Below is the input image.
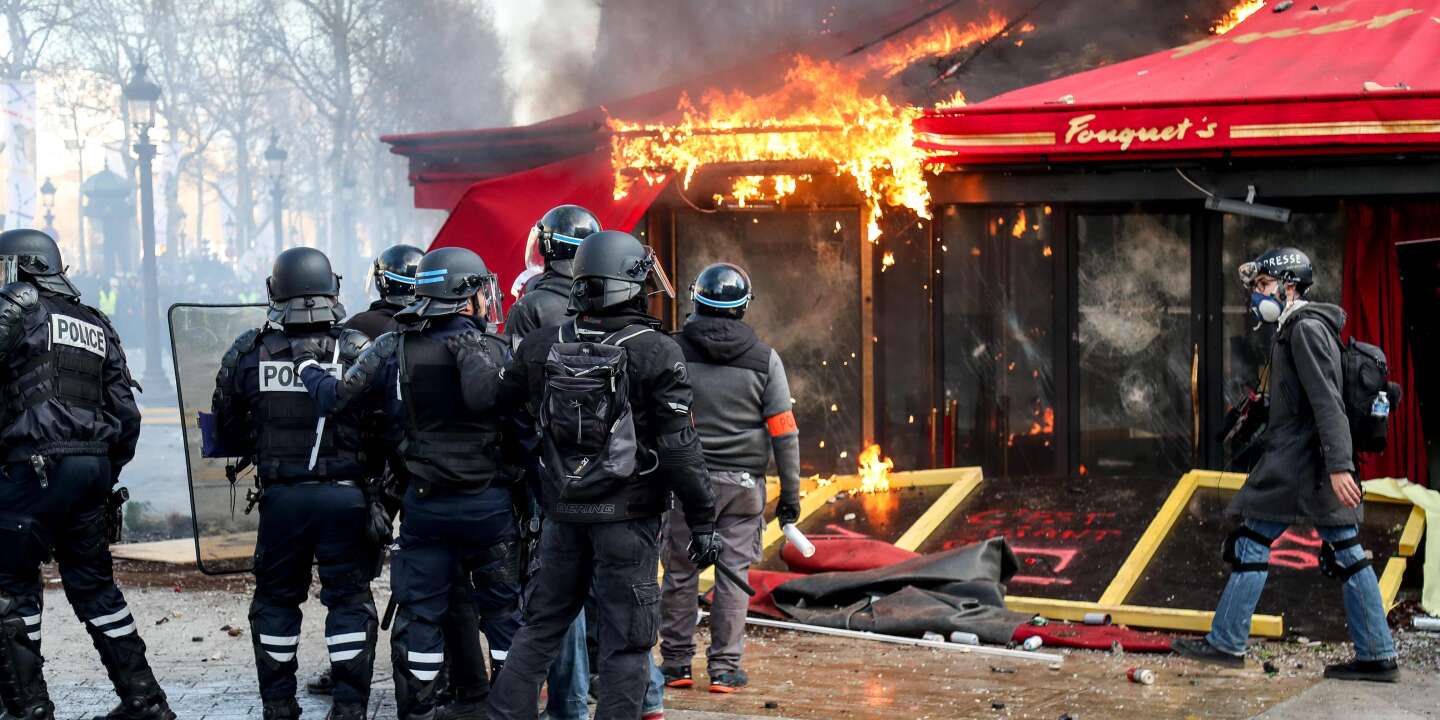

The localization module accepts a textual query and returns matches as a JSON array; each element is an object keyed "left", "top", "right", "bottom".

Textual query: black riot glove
[
  {"left": 364, "top": 496, "right": 394, "bottom": 547},
  {"left": 776, "top": 497, "right": 802, "bottom": 527},
  {"left": 445, "top": 328, "right": 499, "bottom": 370},
  {"left": 687, "top": 527, "right": 720, "bottom": 570},
  {"left": 291, "top": 335, "right": 327, "bottom": 366}
]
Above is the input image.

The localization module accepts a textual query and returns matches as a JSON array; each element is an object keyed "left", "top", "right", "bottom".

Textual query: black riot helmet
[
  {"left": 266, "top": 246, "right": 345, "bottom": 326},
  {"left": 536, "top": 205, "right": 601, "bottom": 271},
  {"left": 373, "top": 243, "right": 424, "bottom": 306},
  {"left": 400, "top": 246, "right": 503, "bottom": 325},
  {"left": 690, "top": 262, "right": 753, "bottom": 319},
  {"left": 1239, "top": 246, "right": 1314, "bottom": 295},
  {"left": 0, "top": 228, "right": 80, "bottom": 297},
  {"left": 570, "top": 230, "right": 675, "bottom": 314}
]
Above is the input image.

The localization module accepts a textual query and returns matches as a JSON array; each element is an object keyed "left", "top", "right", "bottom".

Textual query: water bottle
[{"left": 1371, "top": 390, "right": 1390, "bottom": 419}]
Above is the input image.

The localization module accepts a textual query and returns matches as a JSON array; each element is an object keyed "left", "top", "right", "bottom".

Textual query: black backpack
[
  {"left": 1337, "top": 336, "right": 1402, "bottom": 454},
  {"left": 538, "top": 322, "right": 654, "bottom": 502}
]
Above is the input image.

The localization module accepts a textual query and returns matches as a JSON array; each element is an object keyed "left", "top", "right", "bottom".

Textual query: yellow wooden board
[
  {"left": 893, "top": 468, "right": 982, "bottom": 552},
  {"left": 1398, "top": 504, "right": 1426, "bottom": 557},
  {"left": 1379, "top": 556, "right": 1407, "bottom": 611},
  {"left": 1005, "top": 595, "right": 1285, "bottom": 638},
  {"left": 1098, "top": 471, "right": 1201, "bottom": 606}
]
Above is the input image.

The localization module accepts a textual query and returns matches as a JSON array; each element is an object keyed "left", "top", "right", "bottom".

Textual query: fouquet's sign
[{"left": 1063, "top": 113, "right": 1219, "bottom": 152}]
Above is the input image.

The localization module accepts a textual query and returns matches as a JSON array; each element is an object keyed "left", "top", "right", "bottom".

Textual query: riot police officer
[
  {"left": 487, "top": 230, "right": 718, "bottom": 720},
  {"left": 503, "top": 205, "right": 600, "bottom": 341},
  {"left": 210, "top": 247, "right": 379, "bottom": 720},
  {"left": 0, "top": 229, "right": 173, "bottom": 720},
  {"left": 345, "top": 244, "right": 423, "bottom": 340},
  {"left": 296, "top": 247, "right": 522, "bottom": 720}
]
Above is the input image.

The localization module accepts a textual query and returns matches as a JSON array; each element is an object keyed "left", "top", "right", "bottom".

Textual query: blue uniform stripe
[
  {"left": 382, "top": 271, "right": 416, "bottom": 284},
  {"left": 416, "top": 268, "right": 448, "bottom": 277},
  {"left": 551, "top": 232, "right": 585, "bottom": 246}
]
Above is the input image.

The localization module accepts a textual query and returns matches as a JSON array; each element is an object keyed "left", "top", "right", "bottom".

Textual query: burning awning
[{"left": 916, "top": 1, "right": 1440, "bottom": 165}]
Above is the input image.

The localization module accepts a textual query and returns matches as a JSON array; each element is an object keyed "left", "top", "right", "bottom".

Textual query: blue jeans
[
  {"left": 1207, "top": 519, "right": 1397, "bottom": 661},
  {"left": 644, "top": 653, "right": 663, "bottom": 714},
  {"left": 544, "top": 613, "right": 590, "bottom": 720}
]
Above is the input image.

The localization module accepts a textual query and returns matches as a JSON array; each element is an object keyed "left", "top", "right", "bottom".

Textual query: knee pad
[
  {"left": 1222, "top": 526, "right": 1274, "bottom": 572},
  {"left": 1320, "top": 537, "right": 1372, "bottom": 581},
  {"left": 469, "top": 540, "right": 521, "bottom": 588}
]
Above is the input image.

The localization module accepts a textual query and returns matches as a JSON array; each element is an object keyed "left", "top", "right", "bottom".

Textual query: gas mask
[{"left": 1249, "top": 289, "right": 1285, "bottom": 324}]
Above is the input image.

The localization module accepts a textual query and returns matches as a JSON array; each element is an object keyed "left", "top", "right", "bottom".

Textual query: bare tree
[{"left": 0, "top": 0, "right": 82, "bottom": 78}]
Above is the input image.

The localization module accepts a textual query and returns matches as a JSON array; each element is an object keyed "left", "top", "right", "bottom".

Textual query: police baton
[{"left": 712, "top": 562, "right": 756, "bottom": 597}]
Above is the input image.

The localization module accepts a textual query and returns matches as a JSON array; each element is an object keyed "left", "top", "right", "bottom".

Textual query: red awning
[{"left": 916, "top": 1, "right": 1440, "bottom": 165}]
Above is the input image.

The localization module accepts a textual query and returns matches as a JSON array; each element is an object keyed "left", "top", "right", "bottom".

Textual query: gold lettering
[
  {"left": 1365, "top": 9, "right": 1421, "bottom": 28},
  {"left": 1171, "top": 37, "right": 1224, "bottom": 58},
  {"left": 1197, "top": 123, "right": 1218, "bottom": 139},
  {"left": 1065, "top": 114, "right": 1097, "bottom": 144},
  {"left": 1308, "top": 19, "right": 1360, "bottom": 34},
  {"left": 1175, "top": 118, "right": 1194, "bottom": 139}
]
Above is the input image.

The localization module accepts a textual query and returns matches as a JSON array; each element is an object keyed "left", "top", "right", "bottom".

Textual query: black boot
[
  {"left": 1171, "top": 637, "right": 1245, "bottom": 669},
  {"left": 262, "top": 698, "right": 301, "bottom": 720},
  {"left": 305, "top": 668, "right": 334, "bottom": 696},
  {"left": 85, "top": 624, "right": 173, "bottom": 720},
  {"left": 434, "top": 681, "right": 487, "bottom": 720},
  {"left": 1323, "top": 658, "right": 1400, "bottom": 683},
  {"left": 0, "top": 617, "right": 52, "bottom": 720},
  {"left": 327, "top": 702, "right": 367, "bottom": 720}
]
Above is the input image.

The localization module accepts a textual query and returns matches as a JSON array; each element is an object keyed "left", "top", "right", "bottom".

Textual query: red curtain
[{"left": 1341, "top": 201, "right": 1439, "bottom": 486}]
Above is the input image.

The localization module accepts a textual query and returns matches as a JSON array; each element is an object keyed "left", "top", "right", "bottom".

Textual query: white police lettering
[
  {"left": 49, "top": 315, "right": 107, "bottom": 357},
  {"left": 259, "top": 361, "right": 341, "bottom": 392}
]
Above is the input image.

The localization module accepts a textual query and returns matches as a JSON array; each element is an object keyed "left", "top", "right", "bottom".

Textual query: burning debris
[{"left": 857, "top": 443, "right": 894, "bottom": 494}]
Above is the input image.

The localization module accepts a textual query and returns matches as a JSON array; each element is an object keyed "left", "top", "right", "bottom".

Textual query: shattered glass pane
[
  {"left": 940, "top": 205, "right": 1056, "bottom": 476},
  {"left": 674, "top": 210, "right": 862, "bottom": 476},
  {"left": 1076, "top": 213, "right": 1192, "bottom": 478}
]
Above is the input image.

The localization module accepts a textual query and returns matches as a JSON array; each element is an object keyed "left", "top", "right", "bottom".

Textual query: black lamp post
[
  {"left": 264, "top": 130, "right": 288, "bottom": 254},
  {"left": 40, "top": 178, "right": 56, "bottom": 236},
  {"left": 123, "top": 62, "right": 167, "bottom": 394}
]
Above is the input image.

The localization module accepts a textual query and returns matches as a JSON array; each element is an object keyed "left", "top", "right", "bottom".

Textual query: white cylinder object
[
  {"left": 782, "top": 523, "right": 816, "bottom": 558},
  {"left": 1413, "top": 616, "right": 1440, "bottom": 631}
]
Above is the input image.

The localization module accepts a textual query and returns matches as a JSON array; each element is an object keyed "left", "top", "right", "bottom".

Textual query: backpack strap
[{"left": 604, "top": 325, "right": 654, "bottom": 347}]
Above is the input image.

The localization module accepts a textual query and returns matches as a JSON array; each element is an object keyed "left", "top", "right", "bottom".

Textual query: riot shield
[{"left": 168, "top": 303, "right": 268, "bottom": 574}]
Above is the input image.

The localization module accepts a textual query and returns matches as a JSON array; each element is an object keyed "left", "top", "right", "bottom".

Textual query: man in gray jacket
[
  {"left": 659, "top": 263, "right": 803, "bottom": 693},
  {"left": 1174, "top": 247, "right": 1398, "bottom": 682}
]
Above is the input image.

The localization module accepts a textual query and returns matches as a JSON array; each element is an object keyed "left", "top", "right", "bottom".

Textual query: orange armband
[{"left": 766, "top": 410, "right": 798, "bottom": 437}]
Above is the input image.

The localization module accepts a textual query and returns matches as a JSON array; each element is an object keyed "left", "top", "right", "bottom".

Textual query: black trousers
[
  {"left": 0, "top": 456, "right": 165, "bottom": 705},
  {"left": 249, "top": 482, "right": 378, "bottom": 707},
  {"left": 489, "top": 516, "right": 662, "bottom": 720}
]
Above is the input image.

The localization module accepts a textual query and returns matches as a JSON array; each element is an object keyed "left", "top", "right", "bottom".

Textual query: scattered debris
[
  {"left": 990, "top": 665, "right": 1015, "bottom": 674},
  {"left": 154, "top": 617, "right": 169, "bottom": 626},
  {"left": 1022, "top": 636, "right": 1044, "bottom": 651},
  {"left": 227, "top": 627, "right": 243, "bottom": 638},
  {"left": 763, "top": 700, "right": 780, "bottom": 709},
  {"left": 1126, "top": 667, "right": 1155, "bottom": 685},
  {"left": 190, "top": 636, "right": 203, "bottom": 642},
  {"left": 843, "top": 512, "right": 857, "bottom": 521},
  {"left": 1110, "top": 641, "right": 1124, "bottom": 656},
  {"left": 1262, "top": 660, "right": 1279, "bottom": 675},
  {"left": 992, "top": 701, "right": 1006, "bottom": 710}
]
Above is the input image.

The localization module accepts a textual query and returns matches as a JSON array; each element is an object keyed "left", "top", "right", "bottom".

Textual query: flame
[
  {"left": 881, "top": 251, "right": 895, "bottom": 271},
  {"left": 935, "top": 88, "right": 968, "bottom": 110},
  {"left": 1027, "top": 407, "right": 1055, "bottom": 436},
  {"left": 865, "top": 12, "right": 1008, "bottom": 79},
  {"left": 1211, "top": 0, "right": 1264, "bottom": 34},
  {"left": 857, "top": 443, "right": 893, "bottom": 494},
  {"left": 1010, "top": 212, "right": 1027, "bottom": 238},
  {"left": 608, "top": 14, "right": 1009, "bottom": 243}
]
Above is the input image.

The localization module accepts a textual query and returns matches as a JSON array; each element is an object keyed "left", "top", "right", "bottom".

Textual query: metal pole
[
  {"left": 272, "top": 184, "right": 284, "bottom": 254},
  {"left": 136, "top": 129, "right": 167, "bottom": 392}
]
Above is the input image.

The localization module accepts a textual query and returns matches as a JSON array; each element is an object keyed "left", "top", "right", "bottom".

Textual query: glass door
[{"left": 1073, "top": 211, "right": 1195, "bottom": 478}]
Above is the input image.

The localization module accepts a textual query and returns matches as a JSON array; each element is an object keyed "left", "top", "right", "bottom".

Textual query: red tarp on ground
[
  {"left": 916, "top": 1, "right": 1440, "bottom": 164},
  {"left": 428, "top": 150, "right": 669, "bottom": 301}
]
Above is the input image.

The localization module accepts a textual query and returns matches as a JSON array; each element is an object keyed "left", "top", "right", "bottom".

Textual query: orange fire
[
  {"left": 1211, "top": 0, "right": 1265, "bottom": 34},
  {"left": 857, "top": 443, "right": 893, "bottom": 494},
  {"left": 1028, "top": 407, "right": 1055, "bottom": 436},
  {"left": 865, "top": 12, "right": 1008, "bottom": 79},
  {"left": 608, "top": 12, "right": 1008, "bottom": 243},
  {"left": 934, "top": 89, "right": 968, "bottom": 110}
]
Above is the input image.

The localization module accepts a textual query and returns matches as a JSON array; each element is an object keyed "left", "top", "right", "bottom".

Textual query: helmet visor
[
  {"left": 476, "top": 273, "right": 504, "bottom": 327},
  {"left": 645, "top": 247, "right": 675, "bottom": 299},
  {"left": 0, "top": 255, "right": 18, "bottom": 285}
]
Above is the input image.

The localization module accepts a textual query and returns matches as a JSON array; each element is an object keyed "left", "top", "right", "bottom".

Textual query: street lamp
[
  {"left": 123, "top": 62, "right": 168, "bottom": 395},
  {"left": 40, "top": 178, "right": 56, "bottom": 235},
  {"left": 223, "top": 216, "right": 236, "bottom": 259},
  {"left": 263, "top": 130, "right": 287, "bottom": 254}
]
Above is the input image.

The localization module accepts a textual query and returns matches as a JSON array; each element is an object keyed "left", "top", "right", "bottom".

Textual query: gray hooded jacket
[{"left": 1228, "top": 302, "right": 1360, "bottom": 526}]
